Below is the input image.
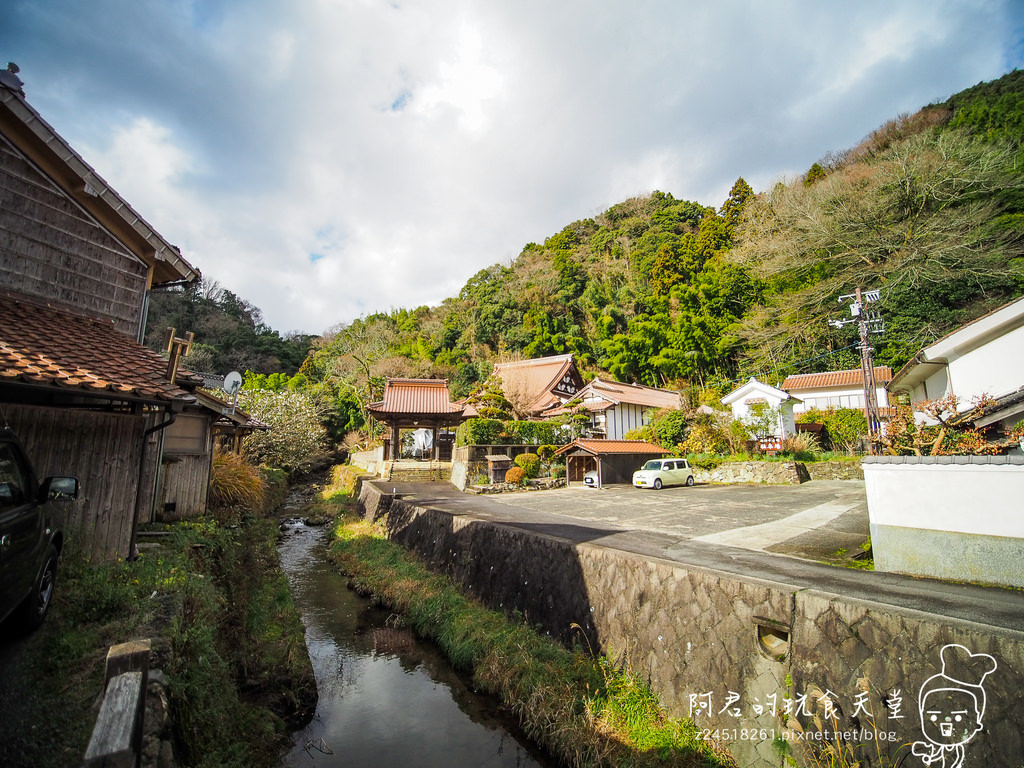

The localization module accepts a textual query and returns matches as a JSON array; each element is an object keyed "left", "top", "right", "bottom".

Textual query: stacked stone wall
[{"left": 355, "top": 483, "right": 1024, "bottom": 767}]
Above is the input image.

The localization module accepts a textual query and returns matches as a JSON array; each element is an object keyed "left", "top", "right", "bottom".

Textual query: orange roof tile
[
  {"left": 554, "top": 439, "right": 669, "bottom": 457},
  {"left": 366, "top": 378, "right": 464, "bottom": 415},
  {"left": 586, "top": 377, "right": 681, "bottom": 408},
  {"left": 0, "top": 292, "right": 194, "bottom": 404},
  {"left": 782, "top": 367, "right": 893, "bottom": 391}
]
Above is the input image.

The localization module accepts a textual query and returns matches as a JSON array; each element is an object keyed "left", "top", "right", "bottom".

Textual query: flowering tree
[{"left": 238, "top": 389, "right": 329, "bottom": 473}]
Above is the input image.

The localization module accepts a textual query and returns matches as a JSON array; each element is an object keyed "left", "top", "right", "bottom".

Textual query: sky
[{"left": 3, "top": 1, "right": 1023, "bottom": 336}]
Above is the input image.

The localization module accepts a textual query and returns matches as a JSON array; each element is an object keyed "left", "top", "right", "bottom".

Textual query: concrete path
[{"left": 374, "top": 479, "right": 1024, "bottom": 633}]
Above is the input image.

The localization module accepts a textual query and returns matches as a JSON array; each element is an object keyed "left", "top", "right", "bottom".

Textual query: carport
[{"left": 555, "top": 439, "right": 668, "bottom": 487}]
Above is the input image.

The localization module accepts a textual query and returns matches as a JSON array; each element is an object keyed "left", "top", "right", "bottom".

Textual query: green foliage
[
  {"left": 537, "top": 444, "right": 557, "bottom": 461},
  {"left": 504, "top": 466, "right": 527, "bottom": 485},
  {"left": 456, "top": 418, "right": 562, "bottom": 447},
  {"left": 803, "top": 162, "right": 827, "bottom": 186},
  {"left": 513, "top": 452, "right": 541, "bottom": 478},
  {"left": 649, "top": 409, "right": 690, "bottom": 448},
  {"left": 456, "top": 418, "right": 506, "bottom": 446},
  {"left": 144, "top": 278, "right": 314, "bottom": 375},
  {"left": 820, "top": 409, "right": 868, "bottom": 454}
]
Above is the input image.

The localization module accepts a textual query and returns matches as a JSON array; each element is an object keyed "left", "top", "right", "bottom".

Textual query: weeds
[
  {"left": 778, "top": 680, "right": 911, "bottom": 768},
  {"left": 0, "top": 514, "right": 313, "bottom": 768}
]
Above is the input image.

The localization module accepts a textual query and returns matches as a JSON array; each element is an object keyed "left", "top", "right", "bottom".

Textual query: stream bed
[{"left": 277, "top": 518, "right": 557, "bottom": 768}]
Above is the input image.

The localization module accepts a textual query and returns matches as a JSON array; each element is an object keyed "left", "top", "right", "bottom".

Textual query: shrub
[
  {"left": 782, "top": 431, "right": 821, "bottom": 459},
  {"left": 821, "top": 408, "right": 867, "bottom": 454},
  {"left": 537, "top": 444, "right": 557, "bottom": 461},
  {"left": 649, "top": 409, "right": 690, "bottom": 448},
  {"left": 679, "top": 421, "right": 728, "bottom": 455},
  {"left": 504, "top": 466, "right": 527, "bottom": 485},
  {"left": 514, "top": 452, "right": 541, "bottom": 478},
  {"left": 209, "top": 451, "right": 266, "bottom": 513}
]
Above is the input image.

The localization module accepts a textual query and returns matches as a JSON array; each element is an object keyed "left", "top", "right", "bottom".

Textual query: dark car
[{"left": 0, "top": 427, "right": 78, "bottom": 631}]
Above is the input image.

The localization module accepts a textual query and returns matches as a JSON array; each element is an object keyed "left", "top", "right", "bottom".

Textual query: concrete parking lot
[
  {"left": 383, "top": 479, "right": 870, "bottom": 564},
  {"left": 484, "top": 480, "right": 869, "bottom": 561}
]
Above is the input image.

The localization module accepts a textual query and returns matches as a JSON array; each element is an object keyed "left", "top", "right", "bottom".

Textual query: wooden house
[
  {"left": 541, "top": 377, "right": 681, "bottom": 439},
  {"left": 492, "top": 354, "right": 585, "bottom": 418},
  {"left": 1, "top": 71, "right": 203, "bottom": 558}
]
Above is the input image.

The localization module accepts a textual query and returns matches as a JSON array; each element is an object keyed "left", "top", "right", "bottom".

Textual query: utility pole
[{"left": 829, "top": 289, "right": 884, "bottom": 453}]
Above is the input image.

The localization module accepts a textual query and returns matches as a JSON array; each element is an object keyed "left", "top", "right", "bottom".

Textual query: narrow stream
[{"left": 277, "top": 519, "right": 557, "bottom": 768}]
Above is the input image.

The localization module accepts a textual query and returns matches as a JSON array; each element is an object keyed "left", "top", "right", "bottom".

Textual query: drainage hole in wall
[{"left": 756, "top": 624, "right": 790, "bottom": 660}]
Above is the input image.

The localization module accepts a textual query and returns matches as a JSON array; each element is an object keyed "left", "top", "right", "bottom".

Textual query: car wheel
[
  {"left": 653, "top": 478, "right": 662, "bottom": 490},
  {"left": 17, "top": 545, "right": 58, "bottom": 631},
  {"left": 686, "top": 476, "right": 695, "bottom": 487}
]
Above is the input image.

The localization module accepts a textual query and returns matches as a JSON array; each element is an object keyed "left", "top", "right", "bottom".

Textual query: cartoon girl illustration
[{"left": 911, "top": 643, "right": 997, "bottom": 768}]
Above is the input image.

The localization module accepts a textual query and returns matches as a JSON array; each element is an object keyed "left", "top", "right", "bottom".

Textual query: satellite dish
[{"left": 223, "top": 371, "right": 243, "bottom": 397}]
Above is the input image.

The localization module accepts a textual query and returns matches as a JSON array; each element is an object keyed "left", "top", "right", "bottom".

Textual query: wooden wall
[
  {"left": 5, "top": 404, "right": 146, "bottom": 561},
  {"left": 0, "top": 136, "right": 148, "bottom": 337},
  {"left": 158, "top": 453, "right": 212, "bottom": 522}
]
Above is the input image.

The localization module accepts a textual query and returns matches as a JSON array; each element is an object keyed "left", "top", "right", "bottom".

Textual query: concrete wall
[
  {"left": 863, "top": 455, "right": 1024, "bottom": 587},
  {"left": 349, "top": 446, "right": 384, "bottom": 476},
  {"left": 358, "top": 482, "right": 1024, "bottom": 768}
]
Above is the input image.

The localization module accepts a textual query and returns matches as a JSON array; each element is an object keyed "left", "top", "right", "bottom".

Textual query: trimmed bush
[
  {"left": 504, "top": 466, "right": 527, "bottom": 485},
  {"left": 514, "top": 452, "right": 541, "bottom": 478},
  {"left": 537, "top": 444, "right": 557, "bottom": 461}
]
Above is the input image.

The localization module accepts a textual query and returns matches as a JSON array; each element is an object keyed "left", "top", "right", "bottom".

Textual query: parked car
[
  {"left": 583, "top": 469, "right": 600, "bottom": 487},
  {"left": 0, "top": 428, "right": 78, "bottom": 631},
  {"left": 632, "top": 458, "right": 694, "bottom": 489}
]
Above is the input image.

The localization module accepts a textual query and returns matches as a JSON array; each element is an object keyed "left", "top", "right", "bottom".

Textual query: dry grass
[{"left": 209, "top": 450, "right": 266, "bottom": 512}]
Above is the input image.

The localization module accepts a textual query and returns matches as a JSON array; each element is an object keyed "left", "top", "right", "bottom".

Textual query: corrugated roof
[
  {"left": 782, "top": 367, "right": 893, "bottom": 391},
  {"left": 554, "top": 439, "right": 669, "bottom": 457},
  {"left": 366, "top": 378, "right": 464, "bottom": 415},
  {"left": 0, "top": 292, "right": 194, "bottom": 404}
]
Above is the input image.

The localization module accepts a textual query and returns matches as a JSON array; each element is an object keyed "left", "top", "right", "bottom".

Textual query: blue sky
[{"left": 3, "top": 1, "right": 1023, "bottom": 335}]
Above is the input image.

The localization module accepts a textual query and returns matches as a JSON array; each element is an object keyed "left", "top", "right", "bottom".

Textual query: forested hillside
[
  {"left": 155, "top": 70, "right": 1024, "bottom": 428},
  {"left": 144, "top": 280, "right": 314, "bottom": 376}
]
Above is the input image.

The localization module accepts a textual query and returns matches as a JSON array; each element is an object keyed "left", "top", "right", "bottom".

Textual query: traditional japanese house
[{"left": 1, "top": 68, "right": 202, "bottom": 558}]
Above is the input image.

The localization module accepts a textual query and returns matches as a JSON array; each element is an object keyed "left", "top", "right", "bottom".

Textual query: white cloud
[{"left": 4, "top": 0, "right": 1022, "bottom": 336}]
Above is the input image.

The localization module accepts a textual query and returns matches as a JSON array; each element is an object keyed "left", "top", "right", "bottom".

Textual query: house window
[{"left": 163, "top": 414, "right": 209, "bottom": 456}]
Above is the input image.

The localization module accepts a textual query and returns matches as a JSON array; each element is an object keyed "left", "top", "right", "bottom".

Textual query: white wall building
[
  {"left": 888, "top": 295, "right": 1024, "bottom": 433},
  {"left": 781, "top": 367, "right": 892, "bottom": 414},
  {"left": 721, "top": 378, "right": 800, "bottom": 440}
]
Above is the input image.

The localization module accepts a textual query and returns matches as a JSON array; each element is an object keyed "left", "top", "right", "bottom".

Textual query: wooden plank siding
[
  {"left": 158, "top": 452, "right": 212, "bottom": 521},
  {"left": 5, "top": 404, "right": 146, "bottom": 560},
  {"left": 0, "top": 137, "right": 148, "bottom": 337},
  {"left": 604, "top": 403, "right": 648, "bottom": 441}
]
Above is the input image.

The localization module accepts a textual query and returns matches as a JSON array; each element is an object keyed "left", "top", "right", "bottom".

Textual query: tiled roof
[
  {"left": 0, "top": 292, "right": 193, "bottom": 404},
  {"left": 555, "top": 439, "right": 669, "bottom": 457},
  {"left": 493, "top": 354, "right": 580, "bottom": 413},
  {"left": 782, "top": 367, "right": 893, "bottom": 391},
  {"left": 366, "top": 378, "right": 464, "bottom": 415},
  {"left": 585, "top": 378, "right": 682, "bottom": 409}
]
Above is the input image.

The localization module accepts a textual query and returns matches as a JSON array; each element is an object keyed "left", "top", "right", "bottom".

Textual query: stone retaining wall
[
  {"left": 357, "top": 482, "right": 1024, "bottom": 767},
  {"left": 694, "top": 460, "right": 809, "bottom": 485}
]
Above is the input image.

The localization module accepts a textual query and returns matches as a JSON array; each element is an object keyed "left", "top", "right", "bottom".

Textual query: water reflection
[{"left": 278, "top": 520, "right": 554, "bottom": 768}]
